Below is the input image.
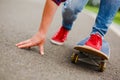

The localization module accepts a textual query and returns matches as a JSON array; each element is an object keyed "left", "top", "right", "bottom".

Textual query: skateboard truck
[{"left": 71, "top": 52, "right": 106, "bottom": 72}]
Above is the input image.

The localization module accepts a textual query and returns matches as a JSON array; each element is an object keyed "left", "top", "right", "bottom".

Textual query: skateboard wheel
[
  {"left": 99, "top": 62, "right": 106, "bottom": 72},
  {"left": 71, "top": 53, "right": 79, "bottom": 64}
]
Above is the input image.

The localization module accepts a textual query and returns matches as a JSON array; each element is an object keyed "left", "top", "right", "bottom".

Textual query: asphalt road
[{"left": 0, "top": 0, "right": 120, "bottom": 80}]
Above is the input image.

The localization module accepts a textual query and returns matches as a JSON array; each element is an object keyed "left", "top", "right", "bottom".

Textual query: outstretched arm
[
  {"left": 39, "top": 0, "right": 58, "bottom": 34},
  {"left": 16, "top": 0, "right": 60, "bottom": 55}
]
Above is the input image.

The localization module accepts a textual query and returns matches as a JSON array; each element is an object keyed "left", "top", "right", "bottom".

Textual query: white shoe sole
[{"left": 50, "top": 39, "right": 64, "bottom": 45}]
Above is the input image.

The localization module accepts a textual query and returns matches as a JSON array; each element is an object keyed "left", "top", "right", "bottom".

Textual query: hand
[{"left": 16, "top": 32, "right": 46, "bottom": 55}]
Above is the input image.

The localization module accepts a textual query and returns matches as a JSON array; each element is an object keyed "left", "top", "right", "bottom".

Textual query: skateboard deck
[{"left": 71, "top": 37, "right": 110, "bottom": 72}]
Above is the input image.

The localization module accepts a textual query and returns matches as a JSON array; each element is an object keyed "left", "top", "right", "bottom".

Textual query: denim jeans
[{"left": 62, "top": 0, "right": 120, "bottom": 37}]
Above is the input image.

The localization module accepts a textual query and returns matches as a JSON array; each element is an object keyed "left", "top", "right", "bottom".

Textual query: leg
[
  {"left": 85, "top": 0, "right": 120, "bottom": 50},
  {"left": 62, "top": 0, "right": 89, "bottom": 30},
  {"left": 50, "top": 0, "right": 88, "bottom": 45},
  {"left": 91, "top": 0, "right": 120, "bottom": 37}
]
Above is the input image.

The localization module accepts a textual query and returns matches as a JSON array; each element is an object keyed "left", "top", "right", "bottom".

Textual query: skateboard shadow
[{"left": 52, "top": 44, "right": 100, "bottom": 72}]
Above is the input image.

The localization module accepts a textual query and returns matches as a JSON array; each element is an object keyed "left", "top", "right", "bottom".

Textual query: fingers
[
  {"left": 16, "top": 39, "right": 30, "bottom": 46},
  {"left": 16, "top": 34, "right": 46, "bottom": 55},
  {"left": 39, "top": 45, "right": 44, "bottom": 55},
  {"left": 38, "top": 40, "right": 45, "bottom": 55},
  {"left": 18, "top": 42, "right": 33, "bottom": 49},
  {"left": 16, "top": 39, "right": 36, "bottom": 49}
]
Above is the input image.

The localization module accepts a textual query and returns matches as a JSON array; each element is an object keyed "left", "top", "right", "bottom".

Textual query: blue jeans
[{"left": 62, "top": 0, "right": 120, "bottom": 37}]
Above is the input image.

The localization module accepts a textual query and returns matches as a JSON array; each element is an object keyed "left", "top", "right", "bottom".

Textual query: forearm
[{"left": 39, "top": 0, "right": 58, "bottom": 34}]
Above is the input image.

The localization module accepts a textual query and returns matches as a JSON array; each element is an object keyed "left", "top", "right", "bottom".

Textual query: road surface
[{"left": 0, "top": 0, "right": 120, "bottom": 80}]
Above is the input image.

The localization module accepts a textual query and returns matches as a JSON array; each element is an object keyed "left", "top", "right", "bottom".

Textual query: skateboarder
[{"left": 16, "top": 0, "right": 120, "bottom": 55}]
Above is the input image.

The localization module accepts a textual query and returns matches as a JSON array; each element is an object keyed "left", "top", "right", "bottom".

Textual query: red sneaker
[
  {"left": 50, "top": 26, "right": 69, "bottom": 45},
  {"left": 85, "top": 33, "right": 102, "bottom": 50}
]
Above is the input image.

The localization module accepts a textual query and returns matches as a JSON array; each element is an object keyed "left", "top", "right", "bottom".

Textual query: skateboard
[{"left": 71, "top": 37, "right": 110, "bottom": 72}]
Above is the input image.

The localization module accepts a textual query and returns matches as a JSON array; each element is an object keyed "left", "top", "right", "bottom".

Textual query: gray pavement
[{"left": 0, "top": 0, "right": 120, "bottom": 80}]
